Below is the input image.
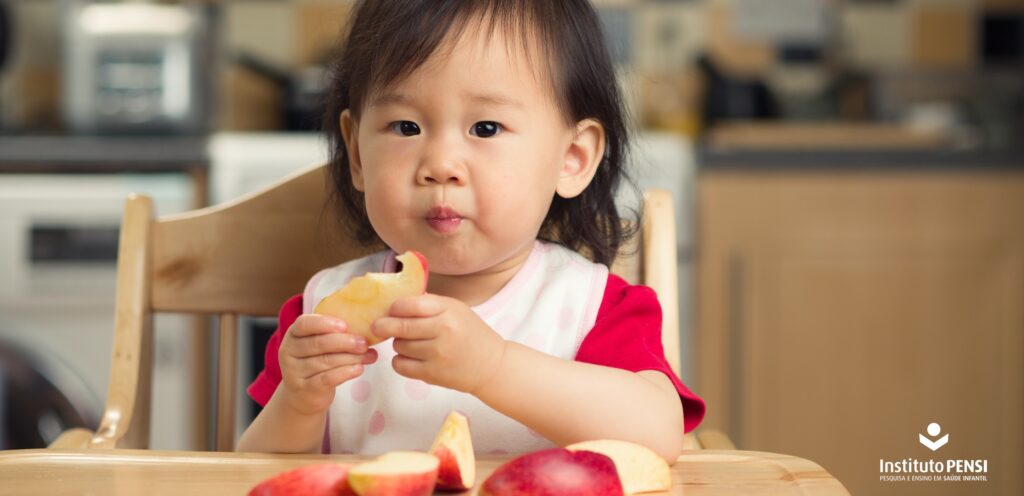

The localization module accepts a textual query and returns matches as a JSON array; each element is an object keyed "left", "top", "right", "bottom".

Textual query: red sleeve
[
  {"left": 575, "top": 274, "right": 706, "bottom": 433},
  {"left": 246, "top": 294, "right": 303, "bottom": 407}
]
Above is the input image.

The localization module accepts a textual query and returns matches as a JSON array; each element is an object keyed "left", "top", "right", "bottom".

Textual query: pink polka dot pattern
[
  {"left": 350, "top": 380, "right": 371, "bottom": 403},
  {"left": 368, "top": 410, "right": 386, "bottom": 435},
  {"left": 405, "top": 379, "right": 431, "bottom": 400},
  {"left": 558, "top": 306, "right": 576, "bottom": 332}
]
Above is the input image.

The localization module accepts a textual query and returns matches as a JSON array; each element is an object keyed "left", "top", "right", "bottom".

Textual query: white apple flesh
[
  {"left": 315, "top": 251, "right": 428, "bottom": 345},
  {"left": 429, "top": 411, "right": 476, "bottom": 491}
]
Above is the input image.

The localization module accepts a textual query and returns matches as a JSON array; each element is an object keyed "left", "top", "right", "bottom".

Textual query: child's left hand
[{"left": 371, "top": 294, "right": 507, "bottom": 394}]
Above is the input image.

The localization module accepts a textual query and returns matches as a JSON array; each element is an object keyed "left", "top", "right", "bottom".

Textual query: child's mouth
[{"left": 426, "top": 206, "right": 463, "bottom": 234}]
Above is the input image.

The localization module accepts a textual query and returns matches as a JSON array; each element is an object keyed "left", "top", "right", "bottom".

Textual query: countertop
[
  {"left": 699, "top": 123, "right": 1024, "bottom": 169},
  {"left": 0, "top": 135, "right": 208, "bottom": 172},
  {"left": 699, "top": 146, "right": 1024, "bottom": 169}
]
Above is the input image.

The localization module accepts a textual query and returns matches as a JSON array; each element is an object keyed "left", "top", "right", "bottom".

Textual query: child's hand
[
  {"left": 372, "top": 294, "right": 507, "bottom": 394},
  {"left": 278, "top": 314, "right": 378, "bottom": 416}
]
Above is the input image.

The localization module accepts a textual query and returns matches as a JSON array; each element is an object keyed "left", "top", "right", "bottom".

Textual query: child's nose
[{"left": 416, "top": 143, "right": 466, "bottom": 186}]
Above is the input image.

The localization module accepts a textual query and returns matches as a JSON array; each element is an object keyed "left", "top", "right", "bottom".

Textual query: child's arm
[
  {"left": 236, "top": 387, "right": 330, "bottom": 453},
  {"left": 374, "top": 295, "right": 685, "bottom": 462},
  {"left": 236, "top": 314, "right": 376, "bottom": 453},
  {"left": 471, "top": 342, "right": 685, "bottom": 462}
]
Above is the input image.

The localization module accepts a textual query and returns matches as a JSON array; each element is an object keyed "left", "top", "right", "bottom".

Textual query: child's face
[{"left": 341, "top": 25, "right": 603, "bottom": 277}]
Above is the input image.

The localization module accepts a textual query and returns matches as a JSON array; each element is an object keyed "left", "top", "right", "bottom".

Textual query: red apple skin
[
  {"left": 409, "top": 251, "right": 429, "bottom": 290},
  {"left": 429, "top": 411, "right": 475, "bottom": 491},
  {"left": 433, "top": 444, "right": 467, "bottom": 491},
  {"left": 480, "top": 449, "right": 624, "bottom": 496},
  {"left": 248, "top": 463, "right": 355, "bottom": 496}
]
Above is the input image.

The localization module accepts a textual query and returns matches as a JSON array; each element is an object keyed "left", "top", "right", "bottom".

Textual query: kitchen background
[{"left": 0, "top": 1, "right": 1021, "bottom": 495}]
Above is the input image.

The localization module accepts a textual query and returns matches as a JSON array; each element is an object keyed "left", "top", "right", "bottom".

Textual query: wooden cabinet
[{"left": 696, "top": 170, "right": 1024, "bottom": 496}]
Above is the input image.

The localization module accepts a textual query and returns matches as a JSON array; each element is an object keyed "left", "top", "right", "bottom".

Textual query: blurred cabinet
[{"left": 696, "top": 170, "right": 1024, "bottom": 496}]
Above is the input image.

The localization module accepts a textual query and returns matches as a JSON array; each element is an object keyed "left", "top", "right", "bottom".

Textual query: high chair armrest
[
  {"left": 47, "top": 428, "right": 96, "bottom": 450},
  {"left": 682, "top": 432, "right": 702, "bottom": 450},
  {"left": 696, "top": 428, "right": 737, "bottom": 450}
]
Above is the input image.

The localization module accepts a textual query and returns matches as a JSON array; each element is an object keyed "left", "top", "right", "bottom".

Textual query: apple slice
[
  {"left": 248, "top": 463, "right": 355, "bottom": 496},
  {"left": 347, "top": 451, "right": 439, "bottom": 496},
  {"left": 315, "top": 251, "right": 428, "bottom": 346},
  {"left": 429, "top": 411, "right": 475, "bottom": 491},
  {"left": 481, "top": 448, "right": 623, "bottom": 496},
  {"left": 567, "top": 440, "right": 671, "bottom": 494}
]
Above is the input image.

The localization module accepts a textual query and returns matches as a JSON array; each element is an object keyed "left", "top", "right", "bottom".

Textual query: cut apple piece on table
[
  {"left": 429, "top": 411, "right": 475, "bottom": 491},
  {"left": 248, "top": 463, "right": 355, "bottom": 496},
  {"left": 315, "top": 251, "right": 428, "bottom": 346},
  {"left": 481, "top": 448, "right": 624, "bottom": 496},
  {"left": 566, "top": 440, "right": 671, "bottom": 494},
  {"left": 347, "top": 451, "right": 439, "bottom": 496}
]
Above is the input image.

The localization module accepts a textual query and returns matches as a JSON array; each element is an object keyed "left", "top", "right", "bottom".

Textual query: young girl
[{"left": 237, "top": 0, "right": 704, "bottom": 461}]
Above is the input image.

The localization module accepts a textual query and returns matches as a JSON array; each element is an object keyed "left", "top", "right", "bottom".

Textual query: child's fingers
[
  {"left": 392, "top": 338, "right": 433, "bottom": 361},
  {"left": 373, "top": 315, "right": 436, "bottom": 341},
  {"left": 289, "top": 332, "right": 368, "bottom": 358},
  {"left": 391, "top": 354, "right": 426, "bottom": 381},
  {"left": 388, "top": 294, "right": 446, "bottom": 318},
  {"left": 289, "top": 314, "right": 347, "bottom": 338},
  {"left": 299, "top": 349, "right": 379, "bottom": 379},
  {"left": 306, "top": 363, "right": 366, "bottom": 388}
]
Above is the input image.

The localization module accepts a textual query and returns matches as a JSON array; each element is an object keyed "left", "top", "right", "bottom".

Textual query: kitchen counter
[
  {"left": 0, "top": 135, "right": 208, "bottom": 173},
  {"left": 699, "top": 122, "right": 1023, "bottom": 169},
  {"left": 699, "top": 147, "right": 1024, "bottom": 169}
]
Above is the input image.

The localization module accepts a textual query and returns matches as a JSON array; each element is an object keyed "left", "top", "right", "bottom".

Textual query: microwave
[{"left": 61, "top": 2, "right": 213, "bottom": 134}]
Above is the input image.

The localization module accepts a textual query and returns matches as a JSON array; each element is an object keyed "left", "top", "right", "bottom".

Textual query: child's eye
[
  {"left": 470, "top": 121, "right": 502, "bottom": 138},
  {"left": 389, "top": 121, "right": 420, "bottom": 136}
]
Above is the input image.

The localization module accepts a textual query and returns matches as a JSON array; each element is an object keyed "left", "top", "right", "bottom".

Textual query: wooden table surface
[{"left": 0, "top": 448, "right": 849, "bottom": 495}]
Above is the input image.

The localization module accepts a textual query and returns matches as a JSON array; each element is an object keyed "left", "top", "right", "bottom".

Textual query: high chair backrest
[{"left": 89, "top": 163, "right": 680, "bottom": 451}]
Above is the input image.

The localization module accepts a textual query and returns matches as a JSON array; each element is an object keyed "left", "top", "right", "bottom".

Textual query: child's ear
[
  {"left": 339, "top": 109, "right": 365, "bottom": 192},
  {"left": 556, "top": 118, "right": 605, "bottom": 199}
]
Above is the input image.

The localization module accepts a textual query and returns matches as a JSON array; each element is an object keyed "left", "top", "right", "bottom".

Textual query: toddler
[{"left": 237, "top": 0, "right": 704, "bottom": 461}]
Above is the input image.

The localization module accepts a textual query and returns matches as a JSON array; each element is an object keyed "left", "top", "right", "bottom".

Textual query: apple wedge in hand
[{"left": 315, "top": 251, "right": 428, "bottom": 346}]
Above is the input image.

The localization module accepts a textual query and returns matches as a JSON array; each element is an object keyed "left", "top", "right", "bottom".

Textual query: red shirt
[{"left": 248, "top": 273, "right": 705, "bottom": 433}]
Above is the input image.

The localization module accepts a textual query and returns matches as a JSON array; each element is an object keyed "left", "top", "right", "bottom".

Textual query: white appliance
[
  {"left": 0, "top": 173, "right": 198, "bottom": 449},
  {"left": 209, "top": 133, "right": 330, "bottom": 439},
  {"left": 619, "top": 132, "right": 698, "bottom": 383},
  {"left": 208, "top": 132, "right": 698, "bottom": 434}
]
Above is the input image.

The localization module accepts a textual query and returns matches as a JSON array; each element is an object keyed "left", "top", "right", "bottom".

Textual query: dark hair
[{"left": 322, "top": 0, "right": 636, "bottom": 266}]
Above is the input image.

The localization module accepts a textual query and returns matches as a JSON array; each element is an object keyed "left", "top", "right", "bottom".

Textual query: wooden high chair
[{"left": 49, "top": 163, "right": 733, "bottom": 452}]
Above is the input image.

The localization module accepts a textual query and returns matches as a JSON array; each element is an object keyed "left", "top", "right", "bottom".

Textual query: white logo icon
[{"left": 919, "top": 422, "right": 949, "bottom": 451}]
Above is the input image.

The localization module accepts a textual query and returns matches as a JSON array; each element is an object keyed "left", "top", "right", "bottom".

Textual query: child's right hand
[{"left": 278, "top": 314, "right": 377, "bottom": 416}]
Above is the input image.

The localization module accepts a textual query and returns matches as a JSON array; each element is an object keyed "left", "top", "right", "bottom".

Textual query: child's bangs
[{"left": 348, "top": 0, "right": 564, "bottom": 118}]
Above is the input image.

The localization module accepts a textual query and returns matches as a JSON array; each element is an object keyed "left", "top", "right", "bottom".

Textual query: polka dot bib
[{"left": 303, "top": 240, "right": 609, "bottom": 455}]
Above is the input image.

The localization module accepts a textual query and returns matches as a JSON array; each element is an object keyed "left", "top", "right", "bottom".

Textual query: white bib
[{"left": 304, "top": 240, "right": 608, "bottom": 455}]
